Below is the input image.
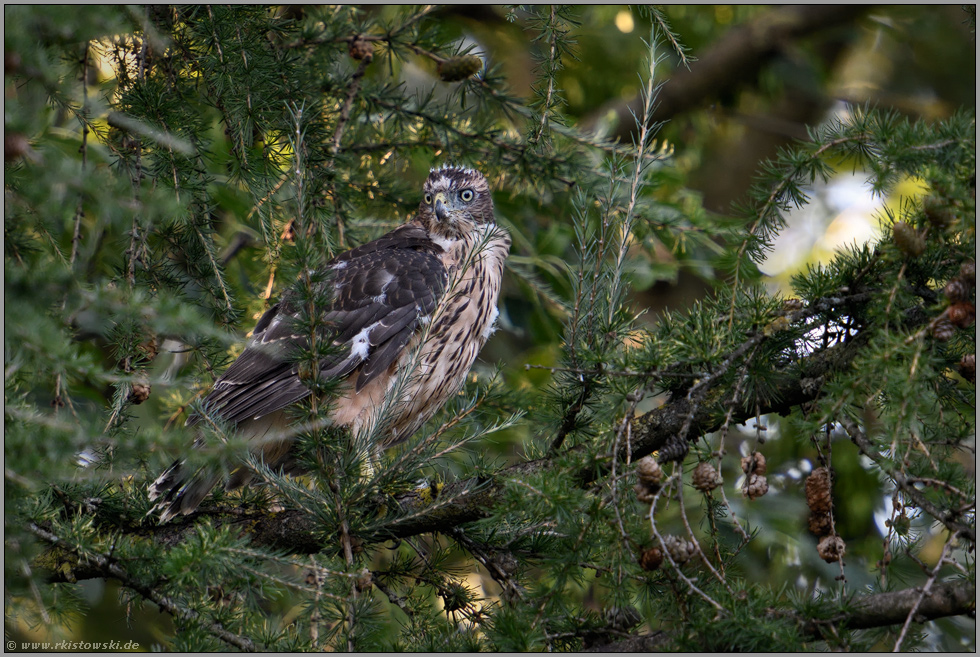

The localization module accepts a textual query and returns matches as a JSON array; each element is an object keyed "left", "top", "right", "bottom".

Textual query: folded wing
[{"left": 190, "top": 223, "right": 447, "bottom": 427}]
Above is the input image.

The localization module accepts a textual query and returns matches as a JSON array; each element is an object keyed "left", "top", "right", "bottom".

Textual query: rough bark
[{"left": 584, "top": 580, "right": 977, "bottom": 652}]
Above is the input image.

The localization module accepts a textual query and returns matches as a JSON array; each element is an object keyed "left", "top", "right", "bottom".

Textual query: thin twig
[
  {"left": 648, "top": 473, "right": 725, "bottom": 613},
  {"left": 372, "top": 575, "right": 417, "bottom": 620},
  {"left": 29, "top": 523, "right": 256, "bottom": 651},
  {"left": 608, "top": 392, "right": 645, "bottom": 584},
  {"left": 530, "top": 6, "right": 561, "bottom": 145},
  {"left": 893, "top": 534, "right": 956, "bottom": 651},
  {"left": 70, "top": 42, "right": 90, "bottom": 268},
  {"left": 648, "top": 7, "right": 693, "bottom": 69},
  {"left": 192, "top": 224, "right": 235, "bottom": 318},
  {"left": 309, "top": 555, "right": 322, "bottom": 650},
  {"left": 674, "top": 467, "right": 734, "bottom": 593},
  {"left": 727, "top": 134, "right": 872, "bottom": 327},
  {"left": 903, "top": 477, "right": 973, "bottom": 501},
  {"left": 332, "top": 57, "right": 372, "bottom": 155},
  {"left": 843, "top": 420, "right": 975, "bottom": 545},
  {"left": 447, "top": 527, "right": 525, "bottom": 602},
  {"left": 709, "top": 360, "right": 753, "bottom": 544}
]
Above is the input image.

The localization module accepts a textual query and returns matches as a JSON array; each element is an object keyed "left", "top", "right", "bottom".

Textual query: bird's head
[{"left": 418, "top": 165, "right": 494, "bottom": 240}]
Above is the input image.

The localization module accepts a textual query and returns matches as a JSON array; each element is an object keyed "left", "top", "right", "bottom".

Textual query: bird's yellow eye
[
  {"left": 460, "top": 189, "right": 474, "bottom": 202},
  {"left": 424, "top": 193, "right": 433, "bottom": 205}
]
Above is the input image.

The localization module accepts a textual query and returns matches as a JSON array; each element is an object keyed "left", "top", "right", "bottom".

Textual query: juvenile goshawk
[{"left": 149, "top": 165, "right": 510, "bottom": 521}]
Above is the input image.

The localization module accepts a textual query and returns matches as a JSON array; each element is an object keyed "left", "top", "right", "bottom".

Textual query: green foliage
[{"left": 5, "top": 5, "right": 974, "bottom": 653}]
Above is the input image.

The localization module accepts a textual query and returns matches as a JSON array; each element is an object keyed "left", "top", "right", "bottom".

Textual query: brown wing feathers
[{"left": 189, "top": 224, "right": 446, "bottom": 427}]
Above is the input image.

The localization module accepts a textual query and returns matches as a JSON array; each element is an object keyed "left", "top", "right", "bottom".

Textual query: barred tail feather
[
  {"left": 147, "top": 460, "right": 222, "bottom": 523},
  {"left": 147, "top": 459, "right": 183, "bottom": 503}
]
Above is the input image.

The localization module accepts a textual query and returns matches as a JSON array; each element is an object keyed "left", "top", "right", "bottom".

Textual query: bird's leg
[
  {"left": 414, "top": 477, "right": 444, "bottom": 503},
  {"left": 390, "top": 475, "right": 444, "bottom": 509}
]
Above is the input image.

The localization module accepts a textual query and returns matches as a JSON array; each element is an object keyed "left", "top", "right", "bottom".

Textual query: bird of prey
[{"left": 149, "top": 165, "right": 510, "bottom": 522}]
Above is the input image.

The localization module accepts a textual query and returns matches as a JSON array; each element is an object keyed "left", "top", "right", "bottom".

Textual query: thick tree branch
[
  {"left": 583, "top": 580, "right": 976, "bottom": 652},
  {"left": 818, "top": 579, "right": 976, "bottom": 634}
]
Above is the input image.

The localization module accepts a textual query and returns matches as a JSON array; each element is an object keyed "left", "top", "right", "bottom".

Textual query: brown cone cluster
[
  {"left": 634, "top": 456, "right": 663, "bottom": 503},
  {"left": 638, "top": 546, "right": 663, "bottom": 571},
  {"left": 438, "top": 55, "right": 482, "bottom": 82},
  {"left": 892, "top": 221, "right": 925, "bottom": 257},
  {"left": 128, "top": 379, "right": 151, "bottom": 404},
  {"left": 931, "top": 317, "right": 956, "bottom": 341},
  {"left": 805, "top": 466, "right": 845, "bottom": 562},
  {"left": 947, "top": 302, "right": 976, "bottom": 328},
  {"left": 935, "top": 260, "right": 976, "bottom": 342},
  {"left": 960, "top": 261, "right": 976, "bottom": 281},
  {"left": 805, "top": 467, "right": 832, "bottom": 516},
  {"left": 740, "top": 452, "right": 769, "bottom": 500},
  {"left": 923, "top": 195, "right": 955, "bottom": 228},
  {"left": 929, "top": 260, "right": 977, "bottom": 348},
  {"left": 662, "top": 535, "right": 697, "bottom": 565},
  {"left": 807, "top": 512, "right": 832, "bottom": 536},
  {"left": 348, "top": 37, "right": 374, "bottom": 61},
  {"left": 817, "top": 535, "right": 845, "bottom": 563},
  {"left": 944, "top": 278, "right": 971, "bottom": 304},
  {"left": 692, "top": 462, "right": 722, "bottom": 492}
]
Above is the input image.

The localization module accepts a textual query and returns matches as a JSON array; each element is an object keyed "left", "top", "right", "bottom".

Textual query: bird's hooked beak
[{"left": 433, "top": 192, "right": 450, "bottom": 222}]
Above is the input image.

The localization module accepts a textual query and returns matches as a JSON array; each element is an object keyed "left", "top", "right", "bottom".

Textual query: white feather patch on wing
[{"left": 350, "top": 320, "right": 381, "bottom": 361}]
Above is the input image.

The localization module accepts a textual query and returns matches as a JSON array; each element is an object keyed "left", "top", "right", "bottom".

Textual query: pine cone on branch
[
  {"left": 817, "top": 535, "right": 846, "bottom": 563},
  {"left": 805, "top": 467, "right": 833, "bottom": 515},
  {"left": 692, "top": 462, "right": 722, "bottom": 492},
  {"left": 742, "top": 473, "right": 769, "bottom": 500}
]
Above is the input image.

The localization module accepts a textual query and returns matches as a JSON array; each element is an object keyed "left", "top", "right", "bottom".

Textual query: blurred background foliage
[{"left": 4, "top": 4, "right": 975, "bottom": 651}]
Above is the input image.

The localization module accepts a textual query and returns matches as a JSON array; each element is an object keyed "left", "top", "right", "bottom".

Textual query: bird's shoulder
[{"left": 329, "top": 222, "right": 443, "bottom": 265}]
